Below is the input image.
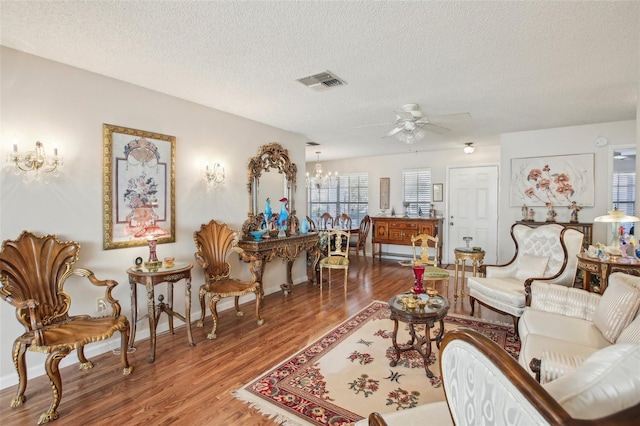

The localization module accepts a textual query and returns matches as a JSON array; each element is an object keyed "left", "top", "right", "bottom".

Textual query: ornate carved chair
[
  {"left": 193, "top": 219, "right": 263, "bottom": 340},
  {"left": 360, "top": 329, "right": 640, "bottom": 426},
  {"left": 467, "top": 224, "right": 583, "bottom": 336},
  {"left": 349, "top": 215, "right": 371, "bottom": 260},
  {"left": 0, "top": 231, "right": 132, "bottom": 425},
  {"left": 318, "top": 212, "right": 334, "bottom": 230},
  {"left": 411, "top": 233, "right": 449, "bottom": 294},
  {"left": 333, "top": 212, "right": 353, "bottom": 230},
  {"left": 319, "top": 230, "right": 351, "bottom": 291}
]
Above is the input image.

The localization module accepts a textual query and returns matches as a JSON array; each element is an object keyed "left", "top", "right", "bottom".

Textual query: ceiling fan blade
[
  {"left": 384, "top": 127, "right": 403, "bottom": 137},
  {"left": 354, "top": 122, "right": 397, "bottom": 129},
  {"left": 429, "top": 112, "right": 472, "bottom": 121},
  {"left": 420, "top": 122, "right": 450, "bottom": 135}
]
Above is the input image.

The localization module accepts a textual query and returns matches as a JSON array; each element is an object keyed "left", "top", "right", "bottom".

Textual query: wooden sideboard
[
  {"left": 371, "top": 217, "right": 443, "bottom": 263},
  {"left": 515, "top": 221, "right": 592, "bottom": 251}
]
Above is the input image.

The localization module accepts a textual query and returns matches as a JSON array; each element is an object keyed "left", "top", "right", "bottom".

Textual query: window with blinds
[
  {"left": 308, "top": 173, "right": 369, "bottom": 225},
  {"left": 402, "top": 169, "right": 432, "bottom": 216},
  {"left": 613, "top": 171, "right": 636, "bottom": 232}
]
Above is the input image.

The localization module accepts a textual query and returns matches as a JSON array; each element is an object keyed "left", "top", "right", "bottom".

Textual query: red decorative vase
[{"left": 412, "top": 265, "right": 426, "bottom": 294}]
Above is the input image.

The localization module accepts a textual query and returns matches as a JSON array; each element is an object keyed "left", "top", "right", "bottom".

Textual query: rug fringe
[{"left": 232, "top": 388, "right": 311, "bottom": 426}]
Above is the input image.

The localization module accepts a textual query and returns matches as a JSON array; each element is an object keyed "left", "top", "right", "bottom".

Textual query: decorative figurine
[
  {"left": 521, "top": 204, "right": 528, "bottom": 221},
  {"left": 545, "top": 202, "right": 557, "bottom": 222},
  {"left": 264, "top": 198, "right": 272, "bottom": 229},
  {"left": 528, "top": 208, "right": 535, "bottom": 221},
  {"left": 568, "top": 201, "right": 581, "bottom": 223},
  {"left": 277, "top": 197, "right": 289, "bottom": 237},
  {"left": 391, "top": 206, "right": 396, "bottom": 217},
  {"left": 403, "top": 202, "right": 410, "bottom": 218}
]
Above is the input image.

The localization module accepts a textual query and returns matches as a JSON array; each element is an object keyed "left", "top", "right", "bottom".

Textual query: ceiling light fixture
[
  {"left": 463, "top": 142, "right": 475, "bottom": 154},
  {"left": 305, "top": 152, "right": 337, "bottom": 189}
]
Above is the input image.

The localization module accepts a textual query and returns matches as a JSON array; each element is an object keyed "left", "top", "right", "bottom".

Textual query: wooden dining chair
[
  {"left": 349, "top": 215, "right": 371, "bottom": 260},
  {"left": 334, "top": 213, "right": 353, "bottom": 230},
  {"left": 305, "top": 215, "right": 318, "bottom": 232},
  {"left": 319, "top": 212, "right": 334, "bottom": 230}
]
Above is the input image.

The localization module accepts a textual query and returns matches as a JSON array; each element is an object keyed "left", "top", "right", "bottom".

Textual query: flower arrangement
[
  {"left": 124, "top": 172, "right": 159, "bottom": 210},
  {"left": 524, "top": 165, "right": 575, "bottom": 204}
]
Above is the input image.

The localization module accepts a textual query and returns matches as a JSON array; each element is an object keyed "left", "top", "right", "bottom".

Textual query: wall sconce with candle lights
[
  {"left": 204, "top": 162, "right": 225, "bottom": 189},
  {"left": 6, "top": 141, "right": 63, "bottom": 182}
]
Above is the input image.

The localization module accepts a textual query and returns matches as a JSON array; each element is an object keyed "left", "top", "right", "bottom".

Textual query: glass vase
[{"left": 412, "top": 264, "right": 425, "bottom": 294}]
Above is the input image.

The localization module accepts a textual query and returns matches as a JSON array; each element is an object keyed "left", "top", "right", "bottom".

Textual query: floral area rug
[{"left": 233, "top": 301, "right": 520, "bottom": 426}]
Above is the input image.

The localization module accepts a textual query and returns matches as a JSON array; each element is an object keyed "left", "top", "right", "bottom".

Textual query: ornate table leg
[
  {"left": 308, "top": 246, "right": 321, "bottom": 285},
  {"left": 185, "top": 275, "right": 195, "bottom": 347},
  {"left": 146, "top": 279, "right": 157, "bottom": 363},
  {"left": 389, "top": 315, "right": 401, "bottom": 367},
  {"left": 128, "top": 275, "right": 138, "bottom": 350}
]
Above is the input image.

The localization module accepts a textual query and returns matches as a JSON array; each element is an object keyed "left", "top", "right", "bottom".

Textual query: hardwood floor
[{"left": 0, "top": 258, "right": 508, "bottom": 426}]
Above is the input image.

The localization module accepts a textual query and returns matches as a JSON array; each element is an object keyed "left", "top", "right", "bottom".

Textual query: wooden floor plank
[{"left": 0, "top": 259, "right": 507, "bottom": 425}]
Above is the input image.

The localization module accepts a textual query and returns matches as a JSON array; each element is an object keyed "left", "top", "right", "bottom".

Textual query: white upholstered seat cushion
[
  {"left": 518, "top": 308, "right": 611, "bottom": 348},
  {"left": 518, "top": 332, "right": 601, "bottom": 372},
  {"left": 543, "top": 344, "right": 640, "bottom": 419},
  {"left": 467, "top": 276, "right": 526, "bottom": 317}
]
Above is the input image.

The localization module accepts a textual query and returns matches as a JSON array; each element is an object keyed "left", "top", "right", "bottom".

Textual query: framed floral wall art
[
  {"left": 102, "top": 124, "right": 176, "bottom": 249},
  {"left": 510, "top": 153, "right": 594, "bottom": 207}
]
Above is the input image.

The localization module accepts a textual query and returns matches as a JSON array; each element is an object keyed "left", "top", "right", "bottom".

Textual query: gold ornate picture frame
[{"left": 102, "top": 124, "right": 176, "bottom": 249}]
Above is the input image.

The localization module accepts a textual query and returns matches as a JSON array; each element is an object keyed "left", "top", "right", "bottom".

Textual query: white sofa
[
  {"left": 358, "top": 328, "right": 640, "bottom": 426},
  {"left": 518, "top": 272, "right": 640, "bottom": 382}
]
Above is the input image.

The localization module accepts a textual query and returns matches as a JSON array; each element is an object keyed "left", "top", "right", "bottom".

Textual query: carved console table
[{"left": 237, "top": 232, "right": 321, "bottom": 296}]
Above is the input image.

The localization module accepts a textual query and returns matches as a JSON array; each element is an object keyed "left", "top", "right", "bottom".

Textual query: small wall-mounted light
[
  {"left": 6, "top": 140, "right": 63, "bottom": 182},
  {"left": 204, "top": 162, "right": 225, "bottom": 188},
  {"left": 463, "top": 142, "right": 475, "bottom": 154}
]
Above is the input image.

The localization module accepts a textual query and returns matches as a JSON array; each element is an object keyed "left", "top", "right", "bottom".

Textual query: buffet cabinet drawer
[{"left": 371, "top": 217, "right": 443, "bottom": 262}]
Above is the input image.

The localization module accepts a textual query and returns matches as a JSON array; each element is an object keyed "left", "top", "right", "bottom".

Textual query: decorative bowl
[
  {"left": 426, "top": 287, "right": 438, "bottom": 298},
  {"left": 250, "top": 230, "right": 267, "bottom": 241},
  {"left": 144, "top": 260, "right": 162, "bottom": 272}
]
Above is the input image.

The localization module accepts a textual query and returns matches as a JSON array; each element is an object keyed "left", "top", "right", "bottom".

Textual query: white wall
[
  {"left": 0, "top": 47, "right": 308, "bottom": 387},
  {"left": 309, "top": 140, "right": 501, "bottom": 263},
  {"left": 499, "top": 120, "right": 637, "bottom": 261}
]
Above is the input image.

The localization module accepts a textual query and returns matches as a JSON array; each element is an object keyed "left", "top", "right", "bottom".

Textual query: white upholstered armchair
[
  {"left": 361, "top": 328, "right": 640, "bottom": 426},
  {"left": 467, "top": 224, "right": 583, "bottom": 335}
]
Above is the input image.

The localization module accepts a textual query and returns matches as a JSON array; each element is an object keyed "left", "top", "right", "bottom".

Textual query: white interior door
[{"left": 447, "top": 165, "right": 499, "bottom": 264}]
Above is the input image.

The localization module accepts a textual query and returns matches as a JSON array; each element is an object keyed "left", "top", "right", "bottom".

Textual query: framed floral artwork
[
  {"left": 510, "top": 153, "right": 594, "bottom": 207},
  {"left": 102, "top": 124, "right": 176, "bottom": 249}
]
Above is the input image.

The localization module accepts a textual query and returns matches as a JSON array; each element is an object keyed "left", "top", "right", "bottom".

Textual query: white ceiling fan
[{"left": 357, "top": 104, "right": 471, "bottom": 144}]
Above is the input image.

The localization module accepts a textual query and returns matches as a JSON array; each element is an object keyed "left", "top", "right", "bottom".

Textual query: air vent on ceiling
[
  {"left": 297, "top": 71, "right": 346, "bottom": 91},
  {"left": 306, "top": 141, "right": 320, "bottom": 146}
]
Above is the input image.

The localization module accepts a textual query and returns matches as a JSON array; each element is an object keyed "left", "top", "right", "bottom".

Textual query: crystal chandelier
[{"left": 305, "top": 151, "right": 338, "bottom": 188}]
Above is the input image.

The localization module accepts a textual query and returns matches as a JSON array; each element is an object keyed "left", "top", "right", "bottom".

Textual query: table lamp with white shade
[{"left": 593, "top": 207, "right": 640, "bottom": 253}]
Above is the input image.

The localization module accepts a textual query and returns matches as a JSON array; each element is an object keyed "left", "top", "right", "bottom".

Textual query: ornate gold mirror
[{"left": 243, "top": 142, "right": 297, "bottom": 236}]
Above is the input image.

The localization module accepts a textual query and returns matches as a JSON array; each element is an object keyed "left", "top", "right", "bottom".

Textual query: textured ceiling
[{"left": 1, "top": 1, "right": 639, "bottom": 160}]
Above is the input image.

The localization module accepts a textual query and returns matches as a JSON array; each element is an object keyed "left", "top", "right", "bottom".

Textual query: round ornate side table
[
  {"left": 388, "top": 293, "right": 450, "bottom": 378},
  {"left": 453, "top": 247, "right": 485, "bottom": 301}
]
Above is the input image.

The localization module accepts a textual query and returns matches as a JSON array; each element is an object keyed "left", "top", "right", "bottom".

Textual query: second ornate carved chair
[
  {"left": 319, "top": 230, "right": 351, "bottom": 292},
  {"left": 193, "top": 219, "right": 263, "bottom": 340},
  {"left": 0, "top": 231, "right": 133, "bottom": 425},
  {"left": 411, "top": 233, "right": 450, "bottom": 295}
]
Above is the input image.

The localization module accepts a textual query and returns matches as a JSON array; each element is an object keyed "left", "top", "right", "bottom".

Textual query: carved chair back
[
  {"left": 305, "top": 215, "right": 318, "bottom": 232},
  {"left": 334, "top": 213, "right": 353, "bottom": 230},
  {"left": 411, "top": 233, "right": 441, "bottom": 266},
  {"left": 193, "top": 220, "right": 237, "bottom": 282},
  {"left": 0, "top": 231, "right": 80, "bottom": 331}
]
